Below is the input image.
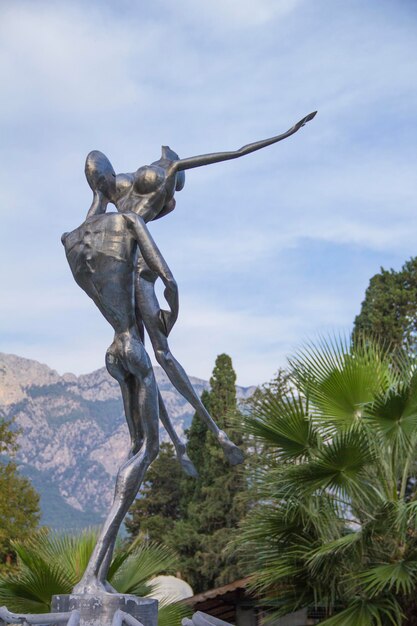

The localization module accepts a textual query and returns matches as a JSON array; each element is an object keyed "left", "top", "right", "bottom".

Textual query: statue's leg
[
  {"left": 97, "top": 375, "right": 145, "bottom": 589},
  {"left": 97, "top": 390, "right": 198, "bottom": 591},
  {"left": 135, "top": 282, "right": 191, "bottom": 468},
  {"left": 122, "top": 375, "right": 145, "bottom": 457},
  {"left": 108, "top": 357, "right": 144, "bottom": 459},
  {"left": 138, "top": 283, "right": 243, "bottom": 465},
  {"left": 73, "top": 335, "right": 159, "bottom": 595},
  {"left": 98, "top": 391, "right": 197, "bottom": 589},
  {"left": 158, "top": 390, "right": 197, "bottom": 477},
  {"left": 152, "top": 333, "right": 243, "bottom": 464}
]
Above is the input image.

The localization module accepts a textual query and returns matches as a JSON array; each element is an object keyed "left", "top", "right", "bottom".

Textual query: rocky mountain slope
[{"left": 0, "top": 353, "right": 254, "bottom": 530}]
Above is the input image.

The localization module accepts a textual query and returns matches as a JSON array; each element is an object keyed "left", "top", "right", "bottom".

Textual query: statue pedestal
[{"left": 51, "top": 594, "right": 158, "bottom": 626}]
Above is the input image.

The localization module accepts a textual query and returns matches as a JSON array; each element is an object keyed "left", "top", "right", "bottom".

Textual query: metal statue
[{"left": 61, "top": 111, "right": 316, "bottom": 596}]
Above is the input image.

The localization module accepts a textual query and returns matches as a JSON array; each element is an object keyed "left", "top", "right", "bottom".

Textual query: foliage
[
  {"left": 185, "top": 390, "right": 210, "bottom": 474},
  {"left": 0, "top": 529, "right": 191, "bottom": 625},
  {"left": 354, "top": 257, "right": 417, "bottom": 355},
  {"left": 170, "top": 355, "right": 248, "bottom": 593},
  {"left": 238, "top": 336, "right": 417, "bottom": 625},
  {"left": 0, "top": 417, "right": 40, "bottom": 568},
  {"left": 243, "top": 369, "right": 291, "bottom": 415},
  {"left": 126, "top": 442, "right": 184, "bottom": 544},
  {"left": 240, "top": 369, "right": 291, "bottom": 504}
]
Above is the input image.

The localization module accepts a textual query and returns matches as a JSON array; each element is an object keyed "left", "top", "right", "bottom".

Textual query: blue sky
[{"left": 1, "top": 0, "right": 417, "bottom": 386}]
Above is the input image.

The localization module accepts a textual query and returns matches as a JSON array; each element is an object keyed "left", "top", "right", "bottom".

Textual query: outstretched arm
[{"left": 171, "top": 111, "right": 317, "bottom": 172}]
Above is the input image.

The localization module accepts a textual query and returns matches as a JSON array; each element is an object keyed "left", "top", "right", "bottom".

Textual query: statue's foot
[
  {"left": 179, "top": 451, "right": 198, "bottom": 477},
  {"left": 218, "top": 431, "right": 244, "bottom": 465},
  {"left": 174, "top": 442, "right": 198, "bottom": 477},
  {"left": 73, "top": 576, "right": 110, "bottom": 596}
]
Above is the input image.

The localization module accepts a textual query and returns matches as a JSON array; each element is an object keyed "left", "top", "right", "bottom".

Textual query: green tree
[
  {"left": 160, "top": 391, "right": 211, "bottom": 591},
  {"left": 0, "top": 529, "right": 190, "bottom": 626},
  {"left": 239, "top": 336, "right": 417, "bottom": 626},
  {"left": 242, "top": 368, "right": 290, "bottom": 422},
  {"left": 172, "top": 354, "right": 247, "bottom": 592},
  {"left": 181, "top": 390, "right": 210, "bottom": 505},
  {"left": 241, "top": 369, "right": 291, "bottom": 500},
  {"left": 0, "top": 417, "right": 39, "bottom": 567},
  {"left": 207, "top": 354, "right": 237, "bottom": 425},
  {"left": 354, "top": 257, "right": 417, "bottom": 354},
  {"left": 125, "top": 442, "right": 184, "bottom": 544}
]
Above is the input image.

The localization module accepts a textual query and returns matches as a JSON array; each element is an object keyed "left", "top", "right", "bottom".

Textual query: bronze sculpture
[{"left": 60, "top": 111, "right": 317, "bottom": 596}]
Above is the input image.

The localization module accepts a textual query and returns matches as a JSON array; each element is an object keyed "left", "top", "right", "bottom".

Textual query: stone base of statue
[{"left": 51, "top": 593, "right": 158, "bottom": 626}]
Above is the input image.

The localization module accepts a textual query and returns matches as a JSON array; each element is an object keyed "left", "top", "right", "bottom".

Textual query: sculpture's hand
[
  {"left": 158, "top": 309, "right": 173, "bottom": 336},
  {"left": 160, "top": 277, "right": 179, "bottom": 336},
  {"left": 291, "top": 111, "right": 317, "bottom": 132},
  {"left": 122, "top": 211, "right": 179, "bottom": 330}
]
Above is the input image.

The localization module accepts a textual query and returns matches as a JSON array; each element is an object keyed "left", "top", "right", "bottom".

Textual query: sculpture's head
[{"left": 85, "top": 151, "right": 117, "bottom": 203}]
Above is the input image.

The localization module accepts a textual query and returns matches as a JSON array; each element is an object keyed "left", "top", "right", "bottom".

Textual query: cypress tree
[
  {"left": 185, "top": 391, "right": 210, "bottom": 481},
  {"left": 170, "top": 354, "right": 247, "bottom": 592}
]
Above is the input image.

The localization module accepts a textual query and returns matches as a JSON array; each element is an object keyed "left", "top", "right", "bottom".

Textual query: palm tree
[
  {"left": 0, "top": 529, "right": 191, "bottom": 626},
  {"left": 239, "top": 336, "right": 417, "bottom": 626}
]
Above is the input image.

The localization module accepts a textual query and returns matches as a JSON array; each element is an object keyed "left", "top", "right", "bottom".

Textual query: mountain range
[{"left": 0, "top": 353, "right": 254, "bottom": 530}]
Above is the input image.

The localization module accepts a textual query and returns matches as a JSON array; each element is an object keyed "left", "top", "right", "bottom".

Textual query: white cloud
[
  {"left": 175, "top": 0, "right": 304, "bottom": 28},
  {"left": 0, "top": 3, "right": 157, "bottom": 119}
]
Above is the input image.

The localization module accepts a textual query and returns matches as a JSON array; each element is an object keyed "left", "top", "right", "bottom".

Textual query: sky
[{"left": 1, "top": 0, "right": 417, "bottom": 386}]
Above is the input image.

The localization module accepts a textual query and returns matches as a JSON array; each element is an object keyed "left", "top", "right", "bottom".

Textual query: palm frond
[
  {"left": 0, "top": 563, "right": 72, "bottom": 613},
  {"left": 290, "top": 336, "right": 392, "bottom": 429},
  {"left": 244, "top": 392, "right": 319, "bottom": 461},
  {"left": 362, "top": 500, "right": 408, "bottom": 546},
  {"left": 279, "top": 430, "right": 374, "bottom": 502},
  {"left": 306, "top": 531, "right": 362, "bottom": 568},
  {"left": 16, "top": 528, "right": 98, "bottom": 587},
  {"left": 358, "top": 560, "right": 417, "bottom": 596},
  {"left": 111, "top": 542, "right": 177, "bottom": 596},
  {"left": 404, "top": 500, "right": 417, "bottom": 531},
  {"left": 365, "top": 372, "right": 417, "bottom": 448},
  {"left": 319, "top": 596, "right": 403, "bottom": 626},
  {"left": 157, "top": 602, "right": 192, "bottom": 626}
]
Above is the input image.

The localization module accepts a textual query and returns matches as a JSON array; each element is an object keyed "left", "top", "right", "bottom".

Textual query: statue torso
[
  {"left": 115, "top": 163, "right": 176, "bottom": 219},
  {"left": 62, "top": 212, "right": 138, "bottom": 332}
]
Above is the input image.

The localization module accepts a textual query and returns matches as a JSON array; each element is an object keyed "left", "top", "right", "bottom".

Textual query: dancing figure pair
[{"left": 62, "top": 111, "right": 316, "bottom": 595}]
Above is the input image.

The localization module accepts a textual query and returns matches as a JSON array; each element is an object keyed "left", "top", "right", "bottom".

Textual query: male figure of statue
[{"left": 63, "top": 208, "right": 171, "bottom": 594}]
